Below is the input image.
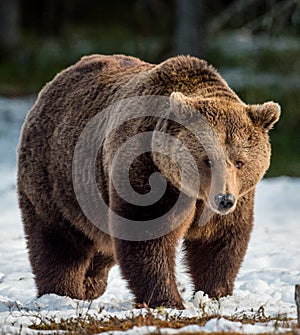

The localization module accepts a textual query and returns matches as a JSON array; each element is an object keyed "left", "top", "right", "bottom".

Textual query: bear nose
[{"left": 214, "top": 193, "right": 236, "bottom": 211}]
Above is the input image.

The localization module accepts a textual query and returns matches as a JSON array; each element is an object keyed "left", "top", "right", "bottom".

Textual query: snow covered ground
[{"left": 0, "top": 97, "right": 299, "bottom": 334}]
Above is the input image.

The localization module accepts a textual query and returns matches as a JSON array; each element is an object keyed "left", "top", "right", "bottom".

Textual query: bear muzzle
[{"left": 206, "top": 192, "right": 237, "bottom": 215}]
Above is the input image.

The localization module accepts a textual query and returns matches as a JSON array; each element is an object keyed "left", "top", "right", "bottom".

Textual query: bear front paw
[{"left": 84, "top": 276, "right": 107, "bottom": 300}]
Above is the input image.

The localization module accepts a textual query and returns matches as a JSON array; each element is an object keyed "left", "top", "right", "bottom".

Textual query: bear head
[{"left": 152, "top": 91, "right": 280, "bottom": 216}]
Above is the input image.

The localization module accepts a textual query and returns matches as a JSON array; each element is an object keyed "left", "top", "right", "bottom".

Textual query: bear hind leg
[
  {"left": 20, "top": 192, "right": 96, "bottom": 300},
  {"left": 32, "top": 222, "right": 95, "bottom": 300}
]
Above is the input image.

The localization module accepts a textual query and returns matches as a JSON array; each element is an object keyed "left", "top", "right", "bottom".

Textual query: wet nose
[{"left": 214, "top": 193, "right": 236, "bottom": 211}]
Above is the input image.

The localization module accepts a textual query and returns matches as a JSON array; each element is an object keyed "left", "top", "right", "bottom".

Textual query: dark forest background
[{"left": 0, "top": 0, "right": 299, "bottom": 176}]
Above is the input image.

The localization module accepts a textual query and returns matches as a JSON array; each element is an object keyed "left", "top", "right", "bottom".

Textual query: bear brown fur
[{"left": 17, "top": 54, "right": 280, "bottom": 309}]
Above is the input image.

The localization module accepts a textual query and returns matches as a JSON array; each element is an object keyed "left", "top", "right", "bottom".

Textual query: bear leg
[
  {"left": 32, "top": 223, "right": 96, "bottom": 300},
  {"left": 20, "top": 192, "right": 96, "bottom": 299},
  {"left": 184, "top": 204, "right": 253, "bottom": 298},
  {"left": 84, "top": 252, "right": 115, "bottom": 300},
  {"left": 114, "top": 237, "right": 184, "bottom": 309},
  {"left": 184, "top": 235, "right": 236, "bottom": 298}
]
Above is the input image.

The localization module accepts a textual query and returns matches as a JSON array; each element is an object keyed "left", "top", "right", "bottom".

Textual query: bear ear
[
  {"left": 248, "top": 101, "right": 281, "bottom": 131},
  {"left": 170, "top": 91, "right": 193, "bottom": 120}
]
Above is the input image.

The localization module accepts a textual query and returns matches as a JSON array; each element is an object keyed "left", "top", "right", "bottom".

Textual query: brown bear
[{"left": 17, "top": 54, "right": 280, "bottom": 309}]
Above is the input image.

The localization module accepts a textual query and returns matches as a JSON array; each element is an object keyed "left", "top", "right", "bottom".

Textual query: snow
[{"left": 0, "top": 97, "right": 299, "bottom": 334}]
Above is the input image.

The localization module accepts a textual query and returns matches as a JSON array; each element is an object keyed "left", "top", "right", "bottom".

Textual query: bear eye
[
  {"left": 204, "top": 158, "right": 213, "bottom": 168},
  {"left": 235, "top": 161, "right": 244, "bottom": 169}
]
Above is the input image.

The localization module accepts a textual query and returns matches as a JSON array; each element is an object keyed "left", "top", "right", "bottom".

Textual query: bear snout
[{"left": 214, "top": 193, "right": 236, "bottom": 214}]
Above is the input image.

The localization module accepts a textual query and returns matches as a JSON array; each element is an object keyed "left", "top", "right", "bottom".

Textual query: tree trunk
[
  {"left": 295, "top": 284, "right": 300, "bottom": 327},
  {"left": 0, "top": 0, "right": 19, "bottom": 57},
  {"left": 174, "top": 0, "right": 206, "bottom": 57}
]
